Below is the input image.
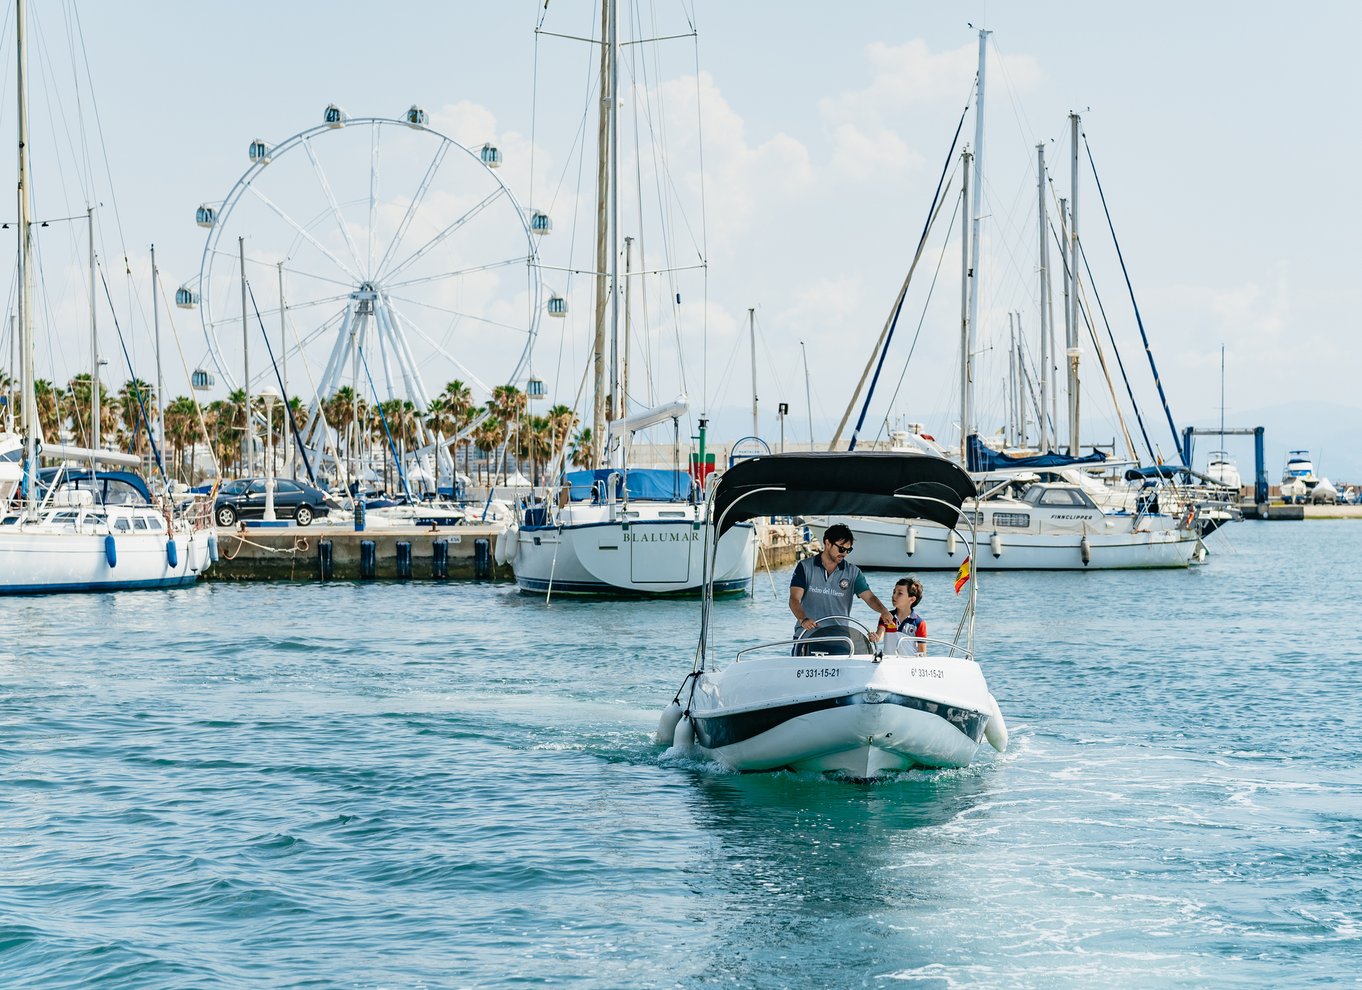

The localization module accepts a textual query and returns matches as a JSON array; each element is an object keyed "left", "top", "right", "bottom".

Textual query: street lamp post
[{"left": 259, "top": 385, "right": 280, "bottom": 522}]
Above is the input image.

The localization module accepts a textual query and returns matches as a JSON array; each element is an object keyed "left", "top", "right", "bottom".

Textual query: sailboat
[
  {"left": 507, "top": 0, "right": 756, "bottom": 596},
  {"left": 830, "top": 31, "right": 1204, "bottom": 571},
  {"left": 0, "top": 0, "right": 215, "bottom": 594}
]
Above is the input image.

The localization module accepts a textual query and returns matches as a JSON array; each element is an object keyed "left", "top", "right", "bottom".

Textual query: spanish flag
[{"left": 954, "top": 555, "right": 971, "bottom": 594}]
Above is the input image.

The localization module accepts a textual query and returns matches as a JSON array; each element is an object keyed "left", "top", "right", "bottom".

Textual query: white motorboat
[
  {"left": 1206, "top": 451, "right": 1242, "bottom": 492},
  {"left": 657, "top": 451, "right": 1007, "bottom": 777},
  {"left": 1310, "top": 478, "right": 1339, "bottom": 505},
  {"left": 827, "top": 479, "right": 1203, "bottom": 571},
  {"left": 1281, "top": 450, "right": 1318, "bottom": 504}
]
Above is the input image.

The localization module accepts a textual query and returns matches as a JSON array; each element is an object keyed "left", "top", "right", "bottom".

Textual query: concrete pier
[
  {"left": 1240, "top": 502, "right": 1362, "bottom": 520},
  {"left": 209, "top": 524, "right": 512, "bottom": 581},
  {"left": 208, "top": 519, "right": 812, "bottom": 582}
]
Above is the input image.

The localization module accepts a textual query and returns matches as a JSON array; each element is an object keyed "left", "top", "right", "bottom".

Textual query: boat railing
[
  {"left": 888, "top": 635, "right": 974, "bottom": 661},
  {"left": 733, "top": 633, "right": 974, "bottom": 663},
  {"left": 735, "top": 634, "right": 859, "bottom": 661},
  {"left": 174, "top": 494, "right": 215, "bottom": 531}
]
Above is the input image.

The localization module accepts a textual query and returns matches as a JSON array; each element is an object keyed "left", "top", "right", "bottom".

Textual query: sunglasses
[{"left": 830, "top": 542, "right": 853, "bottom": 555}]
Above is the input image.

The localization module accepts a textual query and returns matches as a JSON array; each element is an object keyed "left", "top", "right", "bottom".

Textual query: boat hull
[
  {"left": 0, "top": 528, "right": 213, "bottom": 594},
  {"left": 514, "top": 505, "right": 755, "bottom": 595},
  {"left": 832, "top": 514, "right": 1199, "bottom": 570},
  {"left": 679, "top": 653, "right": 997, "bottom": 776}
]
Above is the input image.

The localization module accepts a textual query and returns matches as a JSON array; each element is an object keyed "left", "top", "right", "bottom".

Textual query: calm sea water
[{"left": 2, "top": 520, "right": 1360, "bottom": 989}]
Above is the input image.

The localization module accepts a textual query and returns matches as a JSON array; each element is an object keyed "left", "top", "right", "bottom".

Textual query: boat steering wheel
[{"left": 795, "top": 615, "right": 875, "bottom": 656}]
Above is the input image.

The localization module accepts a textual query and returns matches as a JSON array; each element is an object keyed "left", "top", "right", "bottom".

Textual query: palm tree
[
  {"left": 425, "top": 396, "right": 453, "bottom": 493},
  {"left": 119, "top": 378, "right": 156, "bottom": 458},
  {"left": 472, "top": 414, "right": 505, "bottom": 486},
  {"left": 568, "top": 426, "right": 597, "bottom": 470},
  {"left": 324, "top": 386, "right": 360, "bottom": 484},
  {"left": 488, "top": 384, "right": 526, "bottom": 483},
  {"left": 206, "top": 399, "right": 240, "bottom": 476},
  {"left": 33, "top": 379, "right": 61, "bottom": 441},
  {"left": 547, "top": 404, "right": 578, "bottom": 476},
  {"left": 519, "top": 415, "right": 553, "bottom": 486},
  {"left": 442, "top": 379, "right": 477, "bottom": 481},
  {"left": 164, "top": 395, "right": 200, "bottom": 481},
  {"left": 65, "top": 373, "right": 103, "bottom": 446}
]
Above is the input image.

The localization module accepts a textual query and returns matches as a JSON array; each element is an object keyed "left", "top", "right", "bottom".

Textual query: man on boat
[{"left": 789, "top": 523, "right": 894, "bottom": 643}]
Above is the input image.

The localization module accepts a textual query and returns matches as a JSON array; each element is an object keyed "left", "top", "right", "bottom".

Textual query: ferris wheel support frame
[{"left": 196, "top": 114, "right": 545, "bottom": 491}]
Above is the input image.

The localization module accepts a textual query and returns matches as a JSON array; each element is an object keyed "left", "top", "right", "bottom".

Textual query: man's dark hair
[{"left": 823, "top": 523, "right": 853, "bottom": 546}]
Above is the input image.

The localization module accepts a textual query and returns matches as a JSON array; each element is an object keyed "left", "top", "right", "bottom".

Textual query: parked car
[{"left": 214, "top": 478, "right": 335, "bottom": 527}]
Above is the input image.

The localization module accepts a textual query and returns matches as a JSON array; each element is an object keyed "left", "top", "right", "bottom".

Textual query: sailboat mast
[
  {"left": 1057, "top": 195, "right": 1068, "bottom": 446},
  {"left": 1036, "top": 142, "right": 1050, "bottom": 452},
  {"left": 16, "top": 0, "right": 37, "bottom": 514},
  {"left": 1066, "top": 111, "right": 1081, "bottom": 455},
  {"left": 152, "top": 243, "right": 164, "bottom": 462},
  {"left": 621, "top": 235, "right": 633, "bottom": 467},
  {"left": 964, "top": 29, "right": 989, "bottom": 461},
  {"left": 590, "top": 0, "right": 612, "bottom": 468},
  {"left": 240, "top": 236, "right": 252, "bottom": 477},
  {"left": 1219, "top": 344, "right": 1226, "bottom": 444},
  {"left": 748, "top": 307, "right": 757, "bottom": 437},
  {"left": 606, "top": 0, "right": 621, "bottom": 471},
  {"left": 958, "top": 147, "right": 971, "bottom": 466},
  {"left": 89, "top": 206, "right": 99, "bottom": 452}
]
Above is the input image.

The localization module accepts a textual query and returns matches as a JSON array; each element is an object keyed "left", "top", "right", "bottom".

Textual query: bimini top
[
  {"left": 38, "top": 468, "right": 154, "bottom": 506},
  {"left": 711, "top": 452, "right": 976, "bottom": 536}
]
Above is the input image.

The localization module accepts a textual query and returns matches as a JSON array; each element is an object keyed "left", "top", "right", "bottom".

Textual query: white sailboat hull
[
  {"left": 831, "top": 513, "right": 1201, "bottom": 571},
  {"left": 0, "top": 527, "right": 214, "bottom": 593},
  {"left": 513, "top": 502, "right": 754, "bottom": 595},
  {"left": 669, "top": 651, "right": 1000, "bottom": 775}
]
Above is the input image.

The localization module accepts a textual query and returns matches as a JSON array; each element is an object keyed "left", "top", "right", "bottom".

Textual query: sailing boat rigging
[
  {"left": 0, "top": 0, "right": 215, "bottom": 593},
  {"left": 826, "top": 29, "right": 1210, "bottom": 571},
  {"left": 507, "top": 0, "right": 755, "bottom": 596}
]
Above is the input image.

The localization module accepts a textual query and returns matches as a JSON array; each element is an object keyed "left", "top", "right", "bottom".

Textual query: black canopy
[{"left": 711, "top": 452, "right": 977, "bottom": 536}]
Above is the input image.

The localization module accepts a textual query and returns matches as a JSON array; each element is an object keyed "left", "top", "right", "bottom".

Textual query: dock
[
  {"left": 210, "top": 524, "right": 511, "bottom": 581},
  {"left": 207, "top": 519, "right": 812, "bottom": 582},
  {"left": 1240, "top": 502, "right": 1362, "bottom": 521}
]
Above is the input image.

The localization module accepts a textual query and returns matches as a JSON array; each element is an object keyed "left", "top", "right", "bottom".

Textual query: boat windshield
[{"left": 1022, "top": 486, "right": 1098, "bottom": 509}]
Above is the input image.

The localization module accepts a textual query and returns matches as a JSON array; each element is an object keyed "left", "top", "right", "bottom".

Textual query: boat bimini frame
[{"left": 691, "top": 452, "right": 981, "bottom": 672}]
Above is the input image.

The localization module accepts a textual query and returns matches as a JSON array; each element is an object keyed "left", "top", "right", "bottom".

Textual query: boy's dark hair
[{"left": 894, "top": 576, "right": 924, "bottom": 605}]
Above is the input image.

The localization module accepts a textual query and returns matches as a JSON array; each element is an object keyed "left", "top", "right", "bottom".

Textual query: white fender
[
  {"left": 989, "top": 531, "right": 1002, "bottom": 558},
  {"left": 655, "top": 702, "right": 682, "bottom": 746},
  {"left": 1080, "top": 534, "right": 1091, "bottom": 566},
  {"left": 946, "top": 529, "right": 957, "bottom": 557},
  {"left": 905, "top": 525, "right": 917, "bottom": 556},
  {"left": 984, "top": 693, "right": 1009, "bottom": 753},
  {"left": 671, "top": 715, "right": 695, "bottom": 752},
  {"left": 494, "top": 525, "right": 518, "bottom": 566}
]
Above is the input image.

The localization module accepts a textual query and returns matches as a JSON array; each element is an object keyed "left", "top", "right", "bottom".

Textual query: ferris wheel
[{"left": 186, "top": 104, "right": 556, "bottom": 478}]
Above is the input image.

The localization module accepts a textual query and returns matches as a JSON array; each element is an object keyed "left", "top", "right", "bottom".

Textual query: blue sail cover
[
  {"left": 565, "top": 469, "right": 693, "bottom": 502},
  {"left": 966, "top": 434, "right": 1107, "bottom": 472}
]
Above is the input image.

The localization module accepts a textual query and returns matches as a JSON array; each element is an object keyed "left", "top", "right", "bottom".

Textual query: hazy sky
[{"left": 2, "top": 2, "right": 1358, "bottom": 479}]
